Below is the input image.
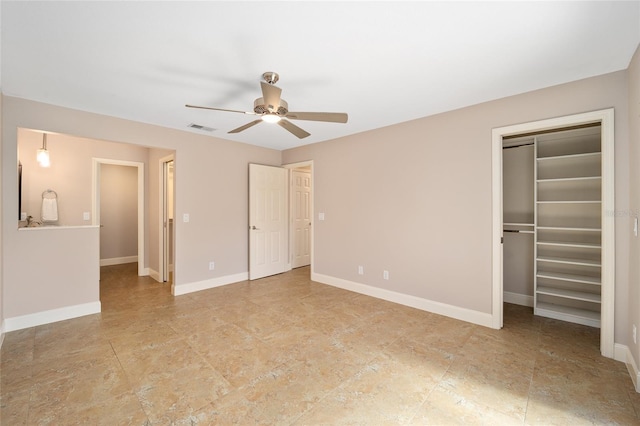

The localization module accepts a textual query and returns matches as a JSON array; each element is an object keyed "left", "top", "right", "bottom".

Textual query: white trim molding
[
  {"left": 312, "top": 273, "right": 494, "bottom": 328},
  {"left": 149, "top": 268, "right": 161, "bottom": 282},
  {"left": 503, "top": 292, "right": 534, "bottom": 307},
  {"left": 173, "top": 272, "right": 249, "bottom": 296},
  {"left": 0, "top": 320, "right": 6, "bottom": 349},
  {"left": 100, "top": 255, "right": 138, "bottom": 267},
  {"left": 615, "top": 343, "right": 640, "bottom": 393},
  {"left": 4, "top": 302, "right": 101, "bottom": 332}
]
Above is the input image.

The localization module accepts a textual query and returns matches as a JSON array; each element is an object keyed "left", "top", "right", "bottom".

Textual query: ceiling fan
[{"left": 186, "top": 72, "right": 348, "bottom": 139}]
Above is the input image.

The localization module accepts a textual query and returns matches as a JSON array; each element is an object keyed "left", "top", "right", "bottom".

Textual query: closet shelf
[
  {"left": 537, "top": 226, "right": 601, "bottom": 232},
  {"left": 536, "top": 271, "right": 601, "bottom": 286},
  {"left": 537, "top": 256, "right": 601, "bottom": 267},
  {"left": 537, "top": 241, "right": 601, "bottom": 249},
  {"left": 535, "top": 302, "right": 600, "bottom": 328},
  {"left": 503, "top": 222, "right": 534, "bottom": 227},
  {"left": 536, "top": 200, "right": 601, "bottom": 204},
  {"left": 537, "top": 176, "right": 602, "bottom": 183},
  {"left": 537, "top": 152, "right": 601, "bottom": 161},
  {"left": 536, "top": 286, "right": 602, "bottom": 303}
]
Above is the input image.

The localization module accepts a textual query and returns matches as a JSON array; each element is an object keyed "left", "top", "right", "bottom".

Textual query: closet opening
[{"left": 492, "top": 109, "right": 615, "bottom": 358}]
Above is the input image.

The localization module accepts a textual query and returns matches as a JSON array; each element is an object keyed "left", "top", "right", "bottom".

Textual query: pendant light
[{"left": 37, "top": 133, "right": 50, "bottom": 167}]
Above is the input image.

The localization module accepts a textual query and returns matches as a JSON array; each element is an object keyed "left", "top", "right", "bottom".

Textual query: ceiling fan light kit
[
  {"left": 261, "top": 114, "right": 281, "bottom": 123},
  {"left": 186, "top": 72, "right": 348, "bottom": 139}
]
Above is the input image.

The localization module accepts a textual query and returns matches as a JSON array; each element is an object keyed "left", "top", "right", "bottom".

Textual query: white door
[
  {"left": 292, "top": 170, "right": 311, "bottom": 268},
  {"left": 249, "top": 163, "right": 288, "bottom": 280}
]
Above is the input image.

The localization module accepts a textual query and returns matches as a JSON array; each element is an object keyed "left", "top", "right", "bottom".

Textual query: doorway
[
  {"left": 290, "top": 166, "right": 312, "bottom": 269},
  {"left": 159, "top": 155, "right": 175, "bottom": 283},
  {"left": 247, "top": 161, "right": 315, "bottom": 280},
  {"left": 491, "top": 109, "right": 615, "bottom": 358},
  {"left": 285, "top": 161, "right": 314, "bottom": 274},
  {"left": 92, "top": 158, "right": 145, "bottom": 277}
]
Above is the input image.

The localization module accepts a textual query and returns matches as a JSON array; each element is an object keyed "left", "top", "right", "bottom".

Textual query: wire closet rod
[
  {"left": 503, "top": 229, "right": 535, "bottom": 234},
  {"left": 502, "top": 142, "right": 534, "bottom": 150}
]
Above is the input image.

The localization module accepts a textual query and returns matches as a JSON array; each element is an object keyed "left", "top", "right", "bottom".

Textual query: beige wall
[
  {"left": 18, "top": 129, "right": 149, "bottom": 227},
  {"left": 283, "top": 71, "right": 630, "bottom": 340},
  {"left": 100, "top": 164, "right": 138, "bottom": 260},
  {"left": 5, "top": 227, "right": 99, "bottom": 320},
  {"left": 0, "top": 68, "right": 635, "bottom": 353},
  {"left": 627, "top": 45, "right": 640, "bottom": 373},
  {"left": 2, "top": 96, "right": 281, "bottom": 320}
]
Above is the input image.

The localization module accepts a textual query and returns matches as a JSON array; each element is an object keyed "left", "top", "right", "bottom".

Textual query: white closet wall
[{"left": 503, "top": 139, "right": 535, "bottom": 304}]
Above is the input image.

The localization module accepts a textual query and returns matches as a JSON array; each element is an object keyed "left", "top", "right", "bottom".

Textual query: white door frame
[
  {"left": 159, "top": 154, "right": 175, "bottom": 283},
  {"left": 491, "top": 108, "right": 615, "bottom": 358},
  {"left": 284, "top": 160, "right": 314, "bottom": 274},
  {"left": 92, "top": 158, "right": 146, "bottom": 276}
]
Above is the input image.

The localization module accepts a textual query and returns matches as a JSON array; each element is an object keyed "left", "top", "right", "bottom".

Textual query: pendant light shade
[{"left": 37, "top": 133, "right": 50, "bottom": 167}]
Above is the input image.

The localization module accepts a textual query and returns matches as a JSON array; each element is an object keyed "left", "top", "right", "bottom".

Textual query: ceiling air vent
[{"left": 188, "top": 123, "right": 215, "bottom": 132}]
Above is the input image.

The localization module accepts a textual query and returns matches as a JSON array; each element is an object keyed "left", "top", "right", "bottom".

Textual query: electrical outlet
[
  {"left": 83, "top": 212, "right": 91, "bottom": 221},
  {"left": 633, "top": 324, "right": 637, "bottom": 344},
  {"left": 358, "top": 265, "right": 364, "bottom": 275},
  {"left": 20, "top": 212, "right": 27, "bottom": 221},
  {"left": 383, "top": 270, "right": 389, "bottom": 280},
  {"left": 183, "top": 213, "right": 190, "bottom": 223},
  {"left": 209, "top": 261, "right": 215, "bottom": 271}
]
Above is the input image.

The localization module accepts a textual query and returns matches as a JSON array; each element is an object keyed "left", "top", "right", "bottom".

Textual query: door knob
[{"left": 250, "top": 225, "right": 259, "bottom": 230}]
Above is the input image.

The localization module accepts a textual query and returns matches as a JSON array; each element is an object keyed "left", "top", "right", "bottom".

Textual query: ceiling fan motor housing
[{"left": 254, "top": 98, "right": 288, "bottom": 116}]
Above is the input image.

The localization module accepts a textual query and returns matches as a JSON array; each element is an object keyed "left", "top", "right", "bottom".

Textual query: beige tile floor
[{"left": 1, "top": 263, "right": 639, "bottom": 425}]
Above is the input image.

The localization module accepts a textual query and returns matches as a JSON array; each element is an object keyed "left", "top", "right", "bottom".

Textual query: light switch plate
[{"left": 319, "top": 212, "right": 325, "bottom": 221}]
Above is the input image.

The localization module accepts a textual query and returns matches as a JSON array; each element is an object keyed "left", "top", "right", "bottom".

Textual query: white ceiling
[{"left": 2, "top": 1, "right": 639, "bottom": 151}]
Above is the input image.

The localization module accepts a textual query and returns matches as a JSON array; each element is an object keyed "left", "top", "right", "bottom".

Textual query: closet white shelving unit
[{"left": 534, "top": 126, "right": 602, "bottom": 327}]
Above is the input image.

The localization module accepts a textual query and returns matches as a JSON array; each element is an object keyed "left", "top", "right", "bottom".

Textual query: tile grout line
[
  {"left": 522, "top": 326, "right": 543, "bottom": 425},
  {"left": 108, "top": 340, "right": 152, "bottom": 424}
]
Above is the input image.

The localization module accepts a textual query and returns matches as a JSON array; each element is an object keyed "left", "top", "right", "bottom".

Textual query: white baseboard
[
  {"left": 148, "top": 268, "right": 161, "bottom": 282},
  {"left": 4, "top": 301, "right": 102, "bottom": 332},
  {"left": 311, "top": 273, "right": 494, "bottom": 328},
  {"left": 173, "top": 272, "right": 249, "bottom": 296},
  {"left": 100, "top": 255, "right": 138, "bottom": 267},
  {"left": 504, "top": 291, "right": 534, "bottom": 307},
  {"left": 615, "top": 343, "right": 640, "bottom": 393},
  {"left": 0, "top": 319, "right": 5, "bottom": 349}
]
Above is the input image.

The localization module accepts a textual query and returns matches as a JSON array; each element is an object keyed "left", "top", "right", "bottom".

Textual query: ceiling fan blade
[
  {"left": 185, "top": 104, "right": 256, "bottom": 115},
  {"left": 260, "top": 81, "right": 282, "bottom": 112},
  {"left": 228, "top": 120, "right": 262, "bottom": 134},
  {"left": 277, "top": 119, "right": 311, "bottom": 139},
  {"left": 285, "top": 111, "right": 348, "bottom": 123}
]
